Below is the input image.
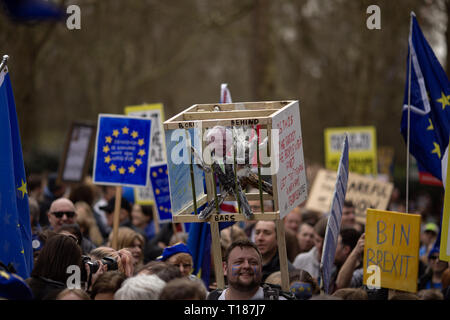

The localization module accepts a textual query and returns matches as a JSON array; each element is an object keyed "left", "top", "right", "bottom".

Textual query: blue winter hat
[
  {"left": 122, "top": 186, "right": 135, "bottom": 204},
  {"left": 0, "top": 269, "right": 33, "bottom": 300},
  {"left": 428, "top": 246, "right": 440, "bottom": 259},
  {"left": 157, "top": 242, "right": 192, "bottom": 261},
  {"left": 290, "top": 282, "right": 312, "bottom": 300}
]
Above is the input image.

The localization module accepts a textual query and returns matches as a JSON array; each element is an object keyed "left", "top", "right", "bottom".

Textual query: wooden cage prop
[{"left": 163, "top": 100, "right": 308, "bottom": 291}]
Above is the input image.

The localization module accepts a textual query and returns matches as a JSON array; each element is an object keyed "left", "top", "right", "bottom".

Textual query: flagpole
[
  {"left": 0, "top": 55, "right": 9, "bottom": 73},
  {"left": 406, "top": 12, "right": 414, "bottom": 214}
]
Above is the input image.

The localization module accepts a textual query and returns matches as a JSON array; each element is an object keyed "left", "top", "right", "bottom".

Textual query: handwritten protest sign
[
  {"left": 305, "top": 169, "right": 393, "bottom": 223},
  {"left": 324, "top": 126, "right": 377, "bottom": 176},
  {"left": 93, "top": 114, "right": 152, "bottom": 187},
  {"left": 363, "top": 209, "right": 421, "bottom": 293},
  {"left": 125, "top": 103, "right": 166, "bottom": 166},
  {"left": 272, "top": 102, "right": 308, "bottom": 218},
  {"left": 124, "top": 104, "right": 164, "bottom": 205},
  {"left": 124, "top": 104, "right": 174, "bottom": 223}
]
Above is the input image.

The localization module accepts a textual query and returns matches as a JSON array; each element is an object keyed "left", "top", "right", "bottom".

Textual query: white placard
[{"left": 272, "top": 101, "right": 308, "bottom": 218}]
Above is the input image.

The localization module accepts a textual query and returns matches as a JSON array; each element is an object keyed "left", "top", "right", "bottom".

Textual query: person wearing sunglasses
[
  {"left": 46, "top": 198, "right": 78, "bottom": 233},
  {"left": 419, "top": 247, "right": 449, "bottom": 290}
]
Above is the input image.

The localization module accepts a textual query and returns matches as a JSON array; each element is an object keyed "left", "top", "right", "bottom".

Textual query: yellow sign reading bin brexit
[
  {"left": 363, "top": 209, "right": 421, "bottom": 293},
  {"left": 324, "top": 126, "right": 377, "bottom": 176}
]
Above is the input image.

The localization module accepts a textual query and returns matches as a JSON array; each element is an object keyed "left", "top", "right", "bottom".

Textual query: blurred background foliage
[{"left": 0, "top": 0, "right": 448, "bottom": 193}]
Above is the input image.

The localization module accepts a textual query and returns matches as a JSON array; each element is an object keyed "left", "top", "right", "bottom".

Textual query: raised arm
[{"left": 336, "top": 233, "right": 365, "bottom": 290}]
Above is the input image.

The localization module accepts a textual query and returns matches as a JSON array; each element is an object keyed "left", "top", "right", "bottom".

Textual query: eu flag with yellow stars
[
  {"left": 0, "top": 66, "right": 33, "bottom": 279},
  {"left": 93, "top": 114, "right": 152, "bottom": 187},
  {"left": 401, "top": 13, "right": 450, "bottom": 183}
]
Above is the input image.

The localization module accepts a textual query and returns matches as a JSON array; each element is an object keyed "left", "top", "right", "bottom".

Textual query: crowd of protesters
[{"left": 0, "top": 172, "right": 449, "bottom": 301}]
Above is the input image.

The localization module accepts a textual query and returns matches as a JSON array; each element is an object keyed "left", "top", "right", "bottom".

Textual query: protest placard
[
  {"left": 324, "top": 126, "right": 377, "bottom": 176},
  {"left": 149, "top": 164, "right": 172, "bottom": 221},
  {"left": 439, "top": 149, "right": 450, "bottom": 262},
  {"left": 124, "top": 103, "right": 166, "bottom": 166},
  {"left": 272, "top": 101, "right": 308, "bottom": 218},
  {"left": 124, "top": 103, "right": 173, "bottom": 223},
  {"left": 321, "top": 135, "right": 349, "bottom": 294},
  {"left": 92, "top": 114, "right": 152, "bottom": 249},
  {"left": 363, "top": 209, "right": 421, "bottom": 293},
  {"left": 305, "top": 169, "right": 393, "bottom": 223},
  {"left": 57, "top": 122, "right": 96, "bottom": 184},
  {"left": 124, "top": 104, "right": 162, "bottom": 204},
  {"left": 92, "top": 114, "right": 152, "bottom": 187}
]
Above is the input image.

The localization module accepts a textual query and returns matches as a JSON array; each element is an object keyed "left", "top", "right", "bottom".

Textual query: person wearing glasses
[
  {"left": 46, "top": 198, "right": 77, "bottom": 233},
  {"left": 419, "top": 247, "right": 449, "bottom": 290}
]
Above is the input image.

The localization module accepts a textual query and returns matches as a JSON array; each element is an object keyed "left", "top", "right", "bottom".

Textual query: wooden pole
[
  {"left": 112, "top": 186, "right": 122, "bottom": 250},
  {"left": 210, "top": 221, "right": 225, "bottom": 289},
  {"left": 152, "top": 204, "right": 160, "bottom": 234},
  {"left": 172, "top": 222, "right": 181, "bottom": 243},
  {"left": 276, "top": 219, "right": 290, "bottom": 292}
]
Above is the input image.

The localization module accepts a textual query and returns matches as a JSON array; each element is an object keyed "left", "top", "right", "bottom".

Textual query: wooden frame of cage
[{"left": 163, "top": 100, "right": 302, "bottom": 292}]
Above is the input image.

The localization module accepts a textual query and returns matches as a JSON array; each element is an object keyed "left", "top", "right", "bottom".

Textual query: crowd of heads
[{"left": 0, "top": 173, "right": 449, "bottom": 301}]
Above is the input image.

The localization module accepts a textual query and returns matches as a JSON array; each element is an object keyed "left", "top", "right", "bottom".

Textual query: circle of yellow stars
[
  {"left": 103, "top": 126, "right": 146, "bottom": 175},
  {"left": 427, "top": 92, "right": 450, "bottom": 160}
]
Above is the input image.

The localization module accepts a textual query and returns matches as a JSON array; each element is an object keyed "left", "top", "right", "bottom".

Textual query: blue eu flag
[
  {"left": 401, "top": 13, "right": 450, "bottom": 182},
  {"left": 186, "top": 209, "right": 211, "bottom": 287},
  {"left": 186, "top": 207, "right": 234, "bottom": 289},
  {"left": 0, "top": 66, "right": 33, "bottom": 279}
]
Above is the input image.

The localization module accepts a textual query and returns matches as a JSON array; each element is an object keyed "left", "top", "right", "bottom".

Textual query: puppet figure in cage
[{"left": 190, "top": 125, "right": 273, "bottom": 220}]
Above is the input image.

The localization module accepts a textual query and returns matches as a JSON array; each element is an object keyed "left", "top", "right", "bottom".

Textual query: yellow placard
[
  {"left": 324, "top": 126, "right": 377, "bottom": 176},
  {"left": 124, "top": 103, "right": 165, "bottom": 121},
  {"left": 363, "top": 209, "right": 421, "bottom": 293},
  {"left": 439, "top": 148, "right": 450, "bottom": 262}
]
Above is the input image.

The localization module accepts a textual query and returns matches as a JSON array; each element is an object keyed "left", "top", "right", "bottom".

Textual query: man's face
[
  {"left": 224, "top": 246, "right": 262, "bottom": 292},
  {"left": 47, "top": 198, "right": 77, "bottom": 232},
  {"left": 167, "top": 253, "right": 193, "bottom": 277},
  {"left": 341, "top": 205, "right": 356, "bottom": 227},
  {"left": 284, "top": 211, "right": 301, "bottom": 234},
  {"left": 297, "top": 224, "right": 315, "bottom": 252},
  {"left": 429, "top": 254, "right": 449, "bottom": 273},
  {"left": 254, "top": 221, "right": 277, "bottom": 258}
]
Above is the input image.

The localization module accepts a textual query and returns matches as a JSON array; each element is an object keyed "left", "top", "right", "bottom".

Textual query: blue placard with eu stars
[
  {"left": 149, "top": 164, "right": 172, "bottom": 222},
  {"left": 93, "top": 114, "right": 152, "bottom": 187}
]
